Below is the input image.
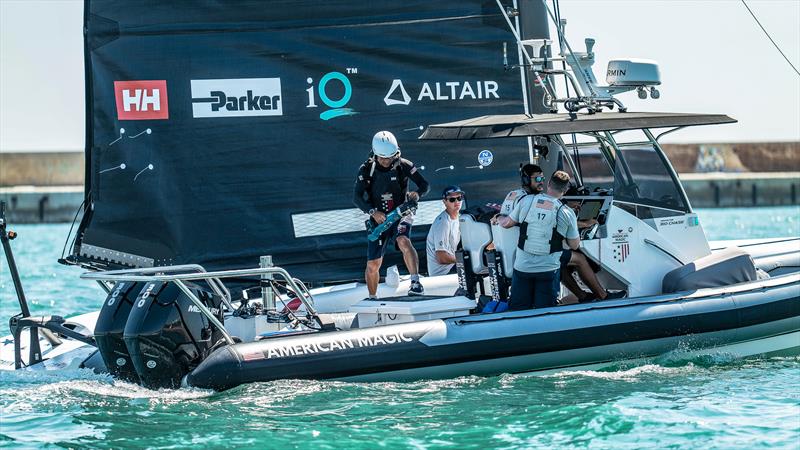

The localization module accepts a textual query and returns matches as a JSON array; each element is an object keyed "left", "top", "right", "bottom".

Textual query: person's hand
[
  {"left": 372, "top": 211, "right": 387, "bottom": 224},
  {"left": 491, "top": 214, "right": 501, "bottom": 225},
  {"left": 407, "top": 192, "right": 420, "bottom": 202}
]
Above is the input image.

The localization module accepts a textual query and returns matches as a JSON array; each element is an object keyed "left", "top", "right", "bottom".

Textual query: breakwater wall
[{"left": 1, "top": 145, "right": 798, "bottom": 223}]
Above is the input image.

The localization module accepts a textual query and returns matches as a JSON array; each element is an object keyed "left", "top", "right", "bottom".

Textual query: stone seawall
[
  {"left": 0, "top": 152, "right": 84, "bottom": 186},
  {"left": 1, "top": 144, "right": 798, "bottom": 222}
]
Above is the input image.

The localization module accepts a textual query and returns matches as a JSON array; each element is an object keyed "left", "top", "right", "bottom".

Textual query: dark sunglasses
[
  {"left": 446, "top": 196, "right": 463, "bottom": 203},
  {"left": 534, "top": 176, "right": 546, "bottom": 182}
]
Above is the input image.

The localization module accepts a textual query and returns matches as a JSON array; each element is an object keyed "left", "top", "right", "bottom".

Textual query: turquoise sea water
[{"left": 1, "top": 206, "right": 799, "bottom": 449}]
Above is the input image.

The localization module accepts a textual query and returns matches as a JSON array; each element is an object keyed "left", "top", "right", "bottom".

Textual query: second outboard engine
[
  {"left": 123, "top": 281, "right": 224, "bottom": 389},
  {"left": 94, "top": 281, "right": 147, "bottom": 382}
]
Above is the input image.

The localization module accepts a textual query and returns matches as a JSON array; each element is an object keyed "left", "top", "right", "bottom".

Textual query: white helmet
[{"left": 372, "top": 131, "right": 400, "bottom": 158}]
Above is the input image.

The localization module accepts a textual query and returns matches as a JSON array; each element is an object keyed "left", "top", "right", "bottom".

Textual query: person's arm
[
  {"left": 353, "top": 165, "right": 372, "bottom": 214},
  {"left": 562, "top": 207, "right": 581, "bottom": 250},
  {"left": 565, "top": 237, "right": 580, "bottom": 250},
  {"left": 427, "top": 218, "right": 456, "bottom": 263},
  {"left": 497, "top": 215, "right": 518, "bottom": 228},
  {"left": 405, "top": 160, "right": 429, "bottom": 201},
  {"left": 495, "top": 196, "right": 526, "bottom": 228}
]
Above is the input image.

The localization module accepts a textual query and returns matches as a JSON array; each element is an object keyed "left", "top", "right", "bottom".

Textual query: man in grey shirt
[
  {"left": 494, "top": 171, "right": 579, "bottom": 309},
  {"left": 426, "top": 186, "right": 463, "bottom": 276}
]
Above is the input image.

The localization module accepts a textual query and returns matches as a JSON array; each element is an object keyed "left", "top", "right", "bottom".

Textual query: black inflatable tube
[{"left": 186, "top": 283, "right": 800, "bottom": 390}]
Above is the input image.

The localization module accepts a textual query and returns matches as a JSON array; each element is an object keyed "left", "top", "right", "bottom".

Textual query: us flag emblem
[
  {"left": 614, "top": 243, "right": 630, "bottom": 262},
  {"left": 536, "top": 198, "right": 554, "bottom": 210}
]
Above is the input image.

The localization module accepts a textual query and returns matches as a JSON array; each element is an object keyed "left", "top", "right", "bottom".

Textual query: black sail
[{"left": 75, "top": 0, "right": 536, "bottom": 281}]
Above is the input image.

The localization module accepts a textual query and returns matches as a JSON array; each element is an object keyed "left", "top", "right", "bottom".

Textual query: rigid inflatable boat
[{"left": 2, "top": 0, "right": 798, "bottom": 390}]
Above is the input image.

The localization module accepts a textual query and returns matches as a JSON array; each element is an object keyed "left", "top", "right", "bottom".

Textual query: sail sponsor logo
[
  {"left": 114, "top": 80, "right": 169, "bottom": 120},
  {"left": 306, "top": 71, "right": 358, "bottom": 120},
  {"left": 190, "top": 78, "right": 282, "bottom": 118},
  {"left": 259, "top": 331, "right": 415, "bottom": 360},
  {"left": 384, "top": 79, "right": 500, "bottom": 106}
]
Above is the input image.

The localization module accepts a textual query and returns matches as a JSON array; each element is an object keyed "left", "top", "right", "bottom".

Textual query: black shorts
[
  {"left": 367, "top": 219, "right": 412, "bottom": 261},
  {"left": 560, "top": 249, "right": 572, "bottom": 269}
]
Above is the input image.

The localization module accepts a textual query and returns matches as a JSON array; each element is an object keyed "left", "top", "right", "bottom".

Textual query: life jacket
[
  {"left": 500, "top": 188, "right": 528, "bottom": 216},
  {"left": 362, "top": 157, "right": 409, "bottom": 211},
  {"left": 517, "top": 194, "right": 566, "bottom": 256},
  {"left": 362, "top": 157, "right": 407, "bottom": 189}
]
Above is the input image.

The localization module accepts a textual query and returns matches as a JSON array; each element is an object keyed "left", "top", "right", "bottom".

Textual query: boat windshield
[{"left": 559, "top": 131, "right": 689, "bottom": 213}]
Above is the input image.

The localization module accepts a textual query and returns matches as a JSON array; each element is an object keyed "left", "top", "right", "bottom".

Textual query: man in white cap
[
  {"left": 354, "top": 131, "right": 430, "bottom": 298},
  {"left": 426, "top": 185, "right": 464, "bottom": 276}
]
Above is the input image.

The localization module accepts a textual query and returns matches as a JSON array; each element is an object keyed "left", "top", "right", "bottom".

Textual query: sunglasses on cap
[
  {"left": 534, "top": 176, "right": 546, "bottom": 182},
  {"left": 446, "top": 196, "right": 463, "bottom": 203}
]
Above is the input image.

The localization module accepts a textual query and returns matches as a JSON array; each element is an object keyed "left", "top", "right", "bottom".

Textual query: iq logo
[{"left": 306, "top": 71, "right": 357, "bottom": 120}]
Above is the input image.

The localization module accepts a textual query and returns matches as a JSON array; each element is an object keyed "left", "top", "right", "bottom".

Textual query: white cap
[{"left": 372, "top": 131, "right": 400, "bottom": 158}]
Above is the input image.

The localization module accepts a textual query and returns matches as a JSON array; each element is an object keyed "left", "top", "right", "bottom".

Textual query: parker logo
[
  {"left": 114, "top": 80, "right": 169, "bottom": 120},
  {"left": 191, "top": 78, "right": 282, "bottom": 118},
  {"left": 384, "top": 79, "right": 500, "bottom": 106}
]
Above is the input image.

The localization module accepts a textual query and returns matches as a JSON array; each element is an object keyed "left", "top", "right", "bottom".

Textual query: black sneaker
[
  {"left": 408, "top": 281, "right": 425, "bottom": 296},
  {"left": 604, "top": 290, "right": 627, "bottom": 300}
]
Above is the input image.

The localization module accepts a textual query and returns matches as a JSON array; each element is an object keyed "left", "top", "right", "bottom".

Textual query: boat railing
[
  {"left": 81, "top": 265, "right": 318, "bottom": 345},
  {"left": 87, "top": 264, "right": 233, "bottom": 309}
]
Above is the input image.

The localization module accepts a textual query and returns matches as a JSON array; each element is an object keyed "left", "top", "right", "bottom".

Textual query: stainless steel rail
[
  {"left": 81, "top": 265, "right": 318, "bottom": 346},
  {"left": 88, "top": 264, "right": 233, "bottom": 310}
]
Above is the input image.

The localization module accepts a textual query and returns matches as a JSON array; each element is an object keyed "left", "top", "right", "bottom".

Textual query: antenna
[{"left": 494, "top": 0, "right": 663, "bottom": 114}]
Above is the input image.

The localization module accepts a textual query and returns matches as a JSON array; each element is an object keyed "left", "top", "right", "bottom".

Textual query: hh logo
[{"left": 114, "top": 80, "right": 169, "bottom": 120}]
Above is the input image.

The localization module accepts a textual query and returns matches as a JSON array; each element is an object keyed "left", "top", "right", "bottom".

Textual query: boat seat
[
  {"left": 662, "top": 247, "right": 758, "bottom": 294},
  {"left": 491, "top": 224, "right": 519, "bottom": 279},
  {"left": 459, "top": 215, "right": 493, "bottom": 274}
]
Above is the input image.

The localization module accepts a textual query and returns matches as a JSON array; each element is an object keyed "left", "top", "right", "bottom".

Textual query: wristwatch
[{"left": 368, "top": 208, "right": 377, "bottom": 216}]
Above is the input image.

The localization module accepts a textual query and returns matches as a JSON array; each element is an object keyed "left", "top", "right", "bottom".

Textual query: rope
[{"left": 741, "top": 0, "right": 800, "bottom": 77}]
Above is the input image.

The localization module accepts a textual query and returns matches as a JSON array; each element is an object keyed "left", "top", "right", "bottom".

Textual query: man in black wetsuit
[{"left": 354, "top": 131, "right": 430, "bottom": 299}]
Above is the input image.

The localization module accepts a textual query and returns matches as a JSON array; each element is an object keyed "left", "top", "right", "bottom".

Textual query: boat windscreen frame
[
  {"left": 555, "top": 129, "right": 692, "bottom": 213},
  {"left": 552, "top": 134, "right": 586, "bottom": 186},
  {"left": 643, "top": 128, "right": 694, "bottom": 212}
]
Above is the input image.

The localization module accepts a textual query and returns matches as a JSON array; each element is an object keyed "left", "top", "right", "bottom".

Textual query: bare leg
[
  {"left": 561, "top": 267, "right": 587, "bottom": 302},
  {"left": 366, "top": 257, "right": 383, "bottom": 296},
  {"left": 568, "top": 252, "right": 607, "bottom": 300},
  {"left": 395, "top": 236, "right": 419, "bottom": 275}
]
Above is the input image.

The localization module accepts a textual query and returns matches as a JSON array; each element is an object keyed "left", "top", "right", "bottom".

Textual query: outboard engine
[
  {"left": 94, "top": 281, "right": 147, "bottom": 382},
  {"left": 123, "top": 281, "right": 224, "bottom": 389}
]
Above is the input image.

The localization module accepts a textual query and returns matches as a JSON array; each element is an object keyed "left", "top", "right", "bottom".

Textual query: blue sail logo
[{"left": 306, "top": 71, "right": 358, "bottom": 120}]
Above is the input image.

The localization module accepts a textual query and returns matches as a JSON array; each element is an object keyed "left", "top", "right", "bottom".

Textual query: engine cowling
[
  {"left": 122, "top": 281, "right": 224, "bottom": 389},
  {"left": 94, "top": 281, "right": 147, "bottom": 382}
]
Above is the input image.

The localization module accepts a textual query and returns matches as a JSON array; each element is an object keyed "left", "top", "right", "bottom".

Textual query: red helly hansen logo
[{"left": 114, "top": 80, "right": 169, "bottom": 120}]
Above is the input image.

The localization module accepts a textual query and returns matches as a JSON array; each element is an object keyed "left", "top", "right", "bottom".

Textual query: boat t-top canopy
[{"left": 419, "top": 112, "right": 736, "bottom": 140}]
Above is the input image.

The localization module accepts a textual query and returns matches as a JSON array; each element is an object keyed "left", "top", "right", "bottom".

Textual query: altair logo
[
  {"left": 306, "top": 71, "right": 358, "bottom": 120},
  {"left": 384, "top": 79, "right": 500, "bottom": 106}
]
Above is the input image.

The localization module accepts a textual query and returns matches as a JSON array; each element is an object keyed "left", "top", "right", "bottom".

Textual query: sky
[{"left": 0, "top": 0, "right": 798, "bottom": 152}]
